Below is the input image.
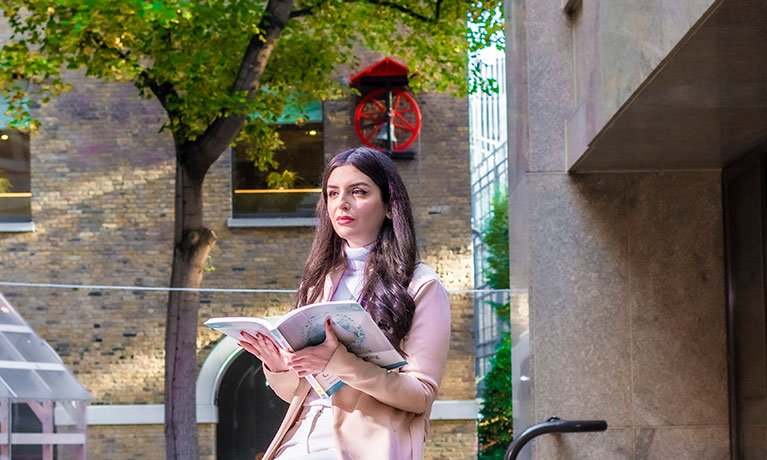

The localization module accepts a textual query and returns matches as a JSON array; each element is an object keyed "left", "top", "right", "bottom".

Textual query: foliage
[
  {"left": 0, "top": 0, "right": 504, "bottom": 141},
  {"left": 484, "top": 188, "right": 509, "bottom": 318},
  {"left": 266, "top": 169, "right": 301, "bottom": 189},
  {"left": 478, "top": 188, "right": 512, "bottom": 460},
  {"left": 0, "top": 175, "right": 10, "bottom": 193},
  {"left": 478, "top": 331, "right": 513, "bottom": 460}
]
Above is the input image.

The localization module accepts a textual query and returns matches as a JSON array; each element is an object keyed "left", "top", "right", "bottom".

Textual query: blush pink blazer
[{"left": 261, "top": 263, "right": 451, "bottom": 460}]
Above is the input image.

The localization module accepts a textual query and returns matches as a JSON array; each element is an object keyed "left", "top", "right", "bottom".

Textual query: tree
[
  {"left": 477, "top": 189, "right": 512, "bottom": 459},
  {"left": 483, "top": 189, "right": 509, "bottom": 317},
  {"left": 478, "top": 331, "right": 512, "bottom": 460},
  {"left": 0, "top": 1, "right": 502, "bottom": 458}
]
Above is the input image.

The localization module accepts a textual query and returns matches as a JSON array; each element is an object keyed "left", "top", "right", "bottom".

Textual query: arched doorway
[{"left": 216, "top": 349, "right": 289, "bottom": 460}]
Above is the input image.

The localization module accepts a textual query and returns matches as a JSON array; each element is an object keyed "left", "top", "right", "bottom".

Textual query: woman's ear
[{"left": 386, "top": 205, "right": 392, "bottom": 219}]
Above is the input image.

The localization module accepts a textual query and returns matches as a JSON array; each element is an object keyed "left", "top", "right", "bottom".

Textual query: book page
[
  {"left": 203, "top": 317, "right": 282, "bottom": 346},
  {"left": 276, "top": 301, "right": 406, "bottom": 369}
]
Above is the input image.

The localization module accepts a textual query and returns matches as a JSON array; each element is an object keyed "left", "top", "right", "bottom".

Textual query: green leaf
[{"left": 0, "top": 0, "right": 503, "bottom": 167}]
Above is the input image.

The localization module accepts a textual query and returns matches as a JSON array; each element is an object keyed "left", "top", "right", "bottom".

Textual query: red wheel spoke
[
  {"left": 363, "top": 123, "right": 384, "bottom": 143},
  {"left": 394, "top": 113, "right": 415, "bottom": 129},
  {"left": 394, "top": 93, "right": 402, "bottom": 111},
  {"left": 393, "top": 123, "right": 415, "bottom": 131},
  {"left": 361, "top": 108, "right": 385, "bottom": 116},
  {"left": 360, "top": 114, "right": 385, "bottom": 122},
  {"left": 371, "top": 99, "right": 386, "bottom": 111}
]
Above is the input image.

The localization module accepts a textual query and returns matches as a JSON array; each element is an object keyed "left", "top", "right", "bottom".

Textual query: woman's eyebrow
[{"left": 327, "top": 182, "right": 370, "bottom": 189}]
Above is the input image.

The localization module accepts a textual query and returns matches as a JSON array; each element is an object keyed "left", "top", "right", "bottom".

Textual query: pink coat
[{"left": 262, "top": 263, "right": 451, "bottom": 460}]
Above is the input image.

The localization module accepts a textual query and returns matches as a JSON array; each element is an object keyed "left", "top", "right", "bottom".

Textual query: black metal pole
[{"left": 504, "top": 417, "right": 608, "bottom": 460}]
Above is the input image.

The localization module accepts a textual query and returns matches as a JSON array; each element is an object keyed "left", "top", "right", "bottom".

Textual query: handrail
[{"left": 504, "top": 416, "right": 608, "bottom": 460}]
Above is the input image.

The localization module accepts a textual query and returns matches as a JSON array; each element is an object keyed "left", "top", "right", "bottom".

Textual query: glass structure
[
  {"left": 0, "top": 293, "right": 91, "bottom": 460},
  {"left": 469, "top": 46, "right": 510, "bottom": 395}
]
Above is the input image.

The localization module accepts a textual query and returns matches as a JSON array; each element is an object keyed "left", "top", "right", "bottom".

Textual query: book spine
[{"left": 305, "top": 375, "right": 330, "bottom": 399}]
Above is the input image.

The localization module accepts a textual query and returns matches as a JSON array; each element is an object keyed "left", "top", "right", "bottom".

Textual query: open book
[{"left": 204, "top": 300, "right": 407, "bottom": 398}]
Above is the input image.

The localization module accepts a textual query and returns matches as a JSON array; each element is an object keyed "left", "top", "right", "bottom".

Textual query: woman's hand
[
  {"left": 283, "top": 318, "right": 340, "bottom": 378},
  {"left": 239, "top": 331, "right": 289, "bottom": 373}
]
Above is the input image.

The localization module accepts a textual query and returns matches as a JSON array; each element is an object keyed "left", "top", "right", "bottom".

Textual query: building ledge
[
  {"left": 54, "top": 400, "right": 478, "bottom": 426},
  {"left": 227, "top": 217, "right": 317, "bottom": 228},
  {"left": 0, "top": 221, "right": 35, "bottom": 232}
]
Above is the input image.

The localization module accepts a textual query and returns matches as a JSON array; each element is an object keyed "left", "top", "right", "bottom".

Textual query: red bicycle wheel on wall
[{"left": 354, "top": 88, "right": 422, "bottom": 151}]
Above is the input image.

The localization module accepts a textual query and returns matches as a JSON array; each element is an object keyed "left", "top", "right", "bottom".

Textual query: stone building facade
[
  {"left": 506, "top": 0, "right": 766, "bottom": 459},
  {"left": 0, "top": 50, "right": 477, "bottom": 458}
]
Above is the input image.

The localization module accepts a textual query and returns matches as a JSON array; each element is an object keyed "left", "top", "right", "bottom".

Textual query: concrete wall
[
  {"left": 566, "top": 0, "right": 720, "bottom": 162},
  {"left": 506, "top": 0, "right": 730, "bottom": 458},
  {"left": 0, "top": 53, "right": 476, "bottom": 458}
]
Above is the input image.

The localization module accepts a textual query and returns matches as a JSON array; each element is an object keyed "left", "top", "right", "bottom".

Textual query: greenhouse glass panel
[
  {"left": 0, "top": 332, "right": 20, "bottom": 360},
  {"left": 0, "top": 369, "right": 53, "bottom": 399},
  {"left": 0, "top": 380, "right": 12, "bottom": 397},
  {"left": 36, "top": 370, "right": 92, "bottom": 401},
  {"left": 3, "top": 331, "right": 58, "bottom": 363},
  {"left": 0, "top": 293, "right": 91, "bottom": 401},
  {"left": 0, "top": 299, "right": 24, "bottom": 326}
]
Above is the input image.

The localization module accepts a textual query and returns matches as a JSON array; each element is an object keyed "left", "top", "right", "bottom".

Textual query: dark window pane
[
  {"left": 232, "top": 123, "right": 323, "bottom": 218},
  {"left": 0, "top": 129, "right": 31, "bottom": 222}
]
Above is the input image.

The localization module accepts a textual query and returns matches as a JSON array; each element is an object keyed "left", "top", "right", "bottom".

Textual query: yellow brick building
[{"left": 0, "top": 54, "right": 477, "bottom": 458}]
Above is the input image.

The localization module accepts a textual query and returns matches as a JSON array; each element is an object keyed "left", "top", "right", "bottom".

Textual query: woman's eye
[
  {"left": 327, "top": 191, "right": 338, "bottom": 197},
  {"left": 353, "top": 188, "right": 366, "bottom": 195}
]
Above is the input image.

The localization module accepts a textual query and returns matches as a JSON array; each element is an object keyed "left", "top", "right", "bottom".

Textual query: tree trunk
[
  {"left": 164, "top": 150, "right": 217, "bottom": 460},
  {"left": 159, "top": 3, "right": 294, "bottom": 457}
]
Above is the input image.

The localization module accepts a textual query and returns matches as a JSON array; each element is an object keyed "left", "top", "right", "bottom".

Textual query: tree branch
[
  {"left": 289, "top": 6, "right": 314, "bottom": 18},
  {"left": 291, "top": 0, "right": 438, "bottom": 21},
  {"left": 80, "top": 31, "right": 180, "bottom": 118},
  {"left": 187, "top": 0, "right": 295, "bottom": 176},
  {"left": 361, "top": 0, "right": 436, "bottom": 23}
]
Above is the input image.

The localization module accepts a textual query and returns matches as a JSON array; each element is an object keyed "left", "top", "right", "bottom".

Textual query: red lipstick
[{"left": 336, "top": 216, "right": 355, "bottom": 224}]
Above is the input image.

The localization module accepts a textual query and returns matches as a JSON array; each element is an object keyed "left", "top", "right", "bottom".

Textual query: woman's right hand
[{"left": 239, "top": 332, "right": 290, "bottom": 373}]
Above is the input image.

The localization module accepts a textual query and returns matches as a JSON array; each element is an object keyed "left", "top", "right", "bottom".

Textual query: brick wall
[{"left": 0, "top": 53, "right": 475, "bottom": 458}]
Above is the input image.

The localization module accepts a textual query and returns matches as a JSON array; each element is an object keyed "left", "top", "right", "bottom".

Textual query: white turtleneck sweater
[{"left": 330, "top": 244, "right": 370, "bottom": 302}]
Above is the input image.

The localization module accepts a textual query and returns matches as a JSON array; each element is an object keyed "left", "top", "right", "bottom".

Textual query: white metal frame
[{"left": 0, "top": 399, "right": 87, "bottom": 460}]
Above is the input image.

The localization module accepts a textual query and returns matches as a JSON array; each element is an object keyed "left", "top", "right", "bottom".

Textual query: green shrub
[
  {"left": 484, "top": 191, "right": 509, "bottom": 317},
  {"left": 478, "top": 189, "right": 512, "bottom": 459},
  {"left": 478, "top": 332, "right": 513, "bottom": 460}
]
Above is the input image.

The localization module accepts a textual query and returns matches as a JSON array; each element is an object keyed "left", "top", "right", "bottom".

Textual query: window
[
  {"left": 232, "top": 102, "right": 323, "bottom": 220},
  {"left": 0, "top": 128, "right": 31, "bottom": 223}
]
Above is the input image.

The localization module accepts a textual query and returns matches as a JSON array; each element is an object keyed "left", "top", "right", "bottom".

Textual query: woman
[{"left": 239, "top": 146, "right": 451, "bottom": 460}]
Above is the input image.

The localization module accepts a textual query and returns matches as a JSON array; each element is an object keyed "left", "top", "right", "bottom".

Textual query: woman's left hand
[{"left": 283, "top": 318, "right": 340, "bottom": 377}]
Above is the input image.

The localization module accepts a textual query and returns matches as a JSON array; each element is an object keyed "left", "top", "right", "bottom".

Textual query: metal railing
[{"left": 504, "top": 416, "right": 608, "bottom": 460}]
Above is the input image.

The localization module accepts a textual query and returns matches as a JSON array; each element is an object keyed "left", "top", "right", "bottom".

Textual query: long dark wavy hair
[{"left": 295, "top": 147, "right": 418, "bottom": 354}]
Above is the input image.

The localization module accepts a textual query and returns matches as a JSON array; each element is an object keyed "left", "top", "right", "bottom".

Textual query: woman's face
[{"left": 326, "top": 164, "right": 389, "bottom": 248}]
